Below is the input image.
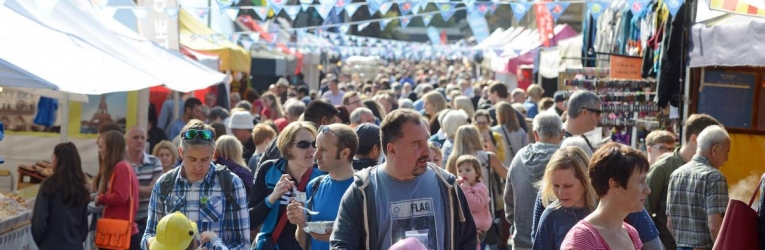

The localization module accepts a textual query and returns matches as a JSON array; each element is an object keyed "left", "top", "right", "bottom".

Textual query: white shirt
[{"left": 321, "top": 90, "right": 345, "bottom": 106}]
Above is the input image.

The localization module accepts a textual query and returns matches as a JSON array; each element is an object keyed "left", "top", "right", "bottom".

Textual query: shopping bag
[{"left": 713, "top": 177, "right": 762, "bottom": 250}]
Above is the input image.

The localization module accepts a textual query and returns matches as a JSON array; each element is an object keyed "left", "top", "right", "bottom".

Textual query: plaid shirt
[
  {"left": 666, "top": 155, "right": 728, "bottom": 248},
  {"left": 141, "top": 164, "right": 250, "bottom": 250}
]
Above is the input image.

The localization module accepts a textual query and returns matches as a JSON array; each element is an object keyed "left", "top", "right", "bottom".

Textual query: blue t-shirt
[
  {"left": 166, "top": 119, "right": 186, "bottom": 141},
  {"left": 533, "top": 203, "right": 589, "bottom": 250},
  {"left": 306, "top": 176, "right": 354, "bottom": 250},
  {"left": 372, "top": 167, "right": 445, "bottom": 250}
]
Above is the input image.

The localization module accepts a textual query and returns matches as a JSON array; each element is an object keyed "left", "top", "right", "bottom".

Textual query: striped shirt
[
  {"left": 129, "top": 153, "right": 162, "bottom": 220},
  {"left": 561, "top": 221, "right": 642, "bottom": 250},
  {"left": 666, "top": 155, "right": 728, "bottom": 248},
  {"left": 141, "top": 164, "right": 250, "bottom": 250}
]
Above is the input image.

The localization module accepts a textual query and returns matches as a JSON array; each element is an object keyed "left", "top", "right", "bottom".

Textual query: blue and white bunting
[
  {"left": 411, "top": 5, "right": 420, "bottom": 15},
  {"left": 379, "top": 2, "right": 392, "bottom": 15},
  {"left": 224, "top": 8, "right": 240, "bottom": 20},
  {"left": 299, "top": 0, "right": 312, "bottom": 11},
  {"left": 358, "top": 21, "right": 371, "bottom": 31},
  {"left": 419, "top": 0, "right": 429, "bottom": 11},
  {"left": 463, "top": 0, "right": 475, "bottom": 8},
  {"left": 339, "top": 24, "right": 350, "bottom": 33},
  {"left": 545, "top": 1, "right": 570, "bottom": 22},
  {"left": 319, "top": 0, "right": 337, "bottom": 8},
  {"left": 196, "top": 8, "right": 209, "bottom": 19},
  {"left": 253, "top": 6, "right": 269, "bottom": 20},
  {"left": 164, "top": 7, "right": 180, "bottom": 19},
  {"left": 473, "top": 2, "right": 491, "bottom": 17},
  {"left": 334, "top": 0, "right": 346, "bottom": 15},
  {"left": 587, "top": 1, "right": 608, "bottom": 20},
  {"left": 399, "top": 1, "right": 415, "bottom": 16},
  {"left": 489, "top": 2, "right": 498, "bottom": 15},
  {"left": 345, "top": 3, "right": 361, "bottom": 17},
  {"left": 131, "top": 7, "right": 149, "bottom": 19},
  {"left": 437, "top": 3, "right": 458, "bottom": 21},
  {"left": 316, "top": 4, "right": 333, "bottom": 19},
  {"left": 510, "top": 3, "right": 532, "bottom": 22},
  {"left": 367, "top": 0, "right": 383, "bottom": 15},
  {"left": 629, "top": 0, "right": 652, "bottom": 17},
  {"left": 421, "top": 14, "right": 434, "bottom": 26},
  {"left": 380, "top": 19, "right": 391, "bottom": 30},
  {"left": 284, "top": 5, "right": 301, "bottom": 20},
  {"left": 665, "top": 0, "right": 683, "bottom": 17},
  {"left": 400, "top": 16, "right": 411, "bottom": 28},
  {"left": 216, "top": 0, "right": 234, "bottom": 13},
  {"left": 267, "top": 0, "right": 287, "bottom": 15}
]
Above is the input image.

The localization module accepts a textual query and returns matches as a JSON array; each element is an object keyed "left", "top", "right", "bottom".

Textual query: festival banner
[
  {"left": 399, "top": 1, "right": 415, "bottom": 15},
  {"left": 379, "top": 2, "right": 393, "bottom": 15},
  {"left": 345, "top": 3, "right": 361, "bottom": 17},
  {"left": 665, "top": 0, "right": 684, "bottom": 16},
  {"left": 510, "top": 2, "right": 532, "bottom": 21},
  {"left": 284, "top": 5, "right": 301, "bottom": 20},
  {"left": 422, "top": 14, "right": 434, "bottom": 26},
  {"left": 535, "top": 2, "right": 553, "bottom": 47},
  {"left": 438, "top": 2, "right": 458, "bottom": 21},
  {"left": 299, "top": 0, "right": 312, "bottom": 11},
  {"left": 587, "top": 1, "right": 607, "bottom": 20},
  {"left": 546, "top": 1, "right": 570, "bottom": 22},
  {"left": 253, "top": 6, "right": 269, "bottom": 20},
  {"left": 316, "top": 4, "right": 333, "bottom": 19},
  {"left": 427, "top": 26, "right": 440, "bottom": 45},
  {"left": 400, "top": 16, "right": 412, "bottom": 28},
  {"left": 380, "top": 19, "right": 391, "bottom": 30},
  {"left": 267, "top": 0, "right": 287, "bottom": 14},
  {"left": 467, "top": 10, "right": 489, "bottom": 43}
]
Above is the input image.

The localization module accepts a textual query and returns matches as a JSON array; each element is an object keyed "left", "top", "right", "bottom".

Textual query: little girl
[{"left": 456, "top": 155, "right": 492, "bottom": 249}]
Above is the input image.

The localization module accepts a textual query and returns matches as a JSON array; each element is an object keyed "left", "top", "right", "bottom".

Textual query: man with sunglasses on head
[
  {"left": 561, "top": 90, "right": 602, "bottom": 151},
  {"left": 286, "top": 124, "right": 359, "bottom": 250},
  {"left": 142, "top": 120, "right": 250, "bottom": 250}
]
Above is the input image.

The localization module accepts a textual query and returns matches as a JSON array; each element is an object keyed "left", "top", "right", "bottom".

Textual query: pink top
[
  {"left": 560, "top": 220, "right": 642, "bottom": 250},
  {"left": 460, "top": 182, "right": 492, "bottom": 232}
]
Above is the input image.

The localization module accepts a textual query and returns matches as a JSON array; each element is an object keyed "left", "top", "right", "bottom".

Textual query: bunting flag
[
  {"left": 131, "top": 7, "right": 149, "bottom": 19},
  {"left": 463, "top": 0, "right": 475, "bottom": 8},
  {"left": 267, "top": 0, "right": 287, "bottom": 14},
  {"left": 241, "top": 39, "right": 254, "bottom": 50},
  {"left": 379, "top": 2, "right": 392, "bottom": 15},
  {"left": 196, "top": 8, "right": 210, "bottom": 19},
  {"left": 710, "top": 0, "right": 765, "bottom": 17},
  {"left": 438, "top": 2, "right": 458, "bottom": 21},
  {"left": 587, "top": 1, "right": 607, "bottom": 19},
  {"left": 339, "top": 24, "right": 350, "bottom": 33},
  {"left": 400, "top": 16, "right": 411, "bottom": 28},
  {"left": 629, "top": 0, "right": 651, "bottom": 17},
  {"left": 411, "top": 5, "right": 420, "bottom": 15},
  {"left": 367, "top": 0, "right": 383, "bottom": 15},
  {"left": 665, "top": 0, "right": 684, "bottom": 16},
  {"left": 399, "top": 1, "right": 415, "bottom": 15},
  {"left": 316, "top": 4, "right": 333, "bottom": 19},
  {"left": 358, "top": 21, "right": 371, "bottom": 31},
  {"left": 164, "top": 7, "right": 180, "bottom": 19},
  {"left": 419, "top": 0, "right": 429, "bottom": 11},
  {"left": 510, "top": 2, "right": 532, "bottom": 21},
  {"left": 253, "top": 6, "right": 269, "bottom": 20},
  {"left": 380, "top": 19, "right": 391, "bottom": 30},
  {"left": 284, "top": 5, "right": 301, "bottom": 20},
  {"left": 334, "top": 0, "right": 346, "bottom": 15},
  {"left": 216, "top": 0, "right": 234, "bottom": 13},
  {"left": 489, "top": 2, "right": 498, "bottom": 15},
  {"left": 345, "top": 3, "right": 361, "bottom": 17},
  {"left": 319, "top": 0, "right": 337, "bottom": 8},
  {"left": 299, "top": 0, "right": 312, "bottom": 11},
  {"left": 545, "top": 1, "right": 570, "bottom": 22},
  {"left": 421, "top": 14, "right": 434, "bottom": 26},
  {"left": 225, "top": 8, "right": 240, "bottom": 20},
  {"left": 474, "top": 2, "right": 491, "bottom": 16}
]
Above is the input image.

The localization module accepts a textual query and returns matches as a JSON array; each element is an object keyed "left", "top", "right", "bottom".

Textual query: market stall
[{"left": 687, "top": 13, "right": 765, "bottom": 188}]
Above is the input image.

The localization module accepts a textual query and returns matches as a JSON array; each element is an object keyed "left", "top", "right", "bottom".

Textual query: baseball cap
[
  {"left": 354, "top": 123, "right": 381, "bottom": 147},
  {"left": 150, "top": 212, "right": 198, "bottom": 250},
  {"left": 554, "top": 91, "right": 567, "bottom": 103},
  {"left": 228, "top": 111, "right": 255, "bottom": 130}
]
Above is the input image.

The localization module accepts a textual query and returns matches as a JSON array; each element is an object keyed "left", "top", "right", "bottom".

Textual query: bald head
[{"left": 126, "top": 126, "right": 147, "bottom": 153}]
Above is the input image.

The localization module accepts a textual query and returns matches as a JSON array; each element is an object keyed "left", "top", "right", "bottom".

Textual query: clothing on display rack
[{"left": 564, "top": 79, "right": 657, "bottom": 89}]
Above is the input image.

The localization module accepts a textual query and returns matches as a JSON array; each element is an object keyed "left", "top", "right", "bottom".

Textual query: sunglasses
[
  {"left": 181, "top": 129, "right": 214, "bottom": 140},
  {"left": 319, "top": 125, "right": 351, "bottom": 149},
  {"left": 293, "top": 140, "right": 316, "bottom": 149},
  {"left": 580, "top": 107, "right": 603, "bottom": 116}
]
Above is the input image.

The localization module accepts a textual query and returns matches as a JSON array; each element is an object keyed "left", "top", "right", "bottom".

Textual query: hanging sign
[
  {"left": 546, "top": 1, "right": 570, "bottom": 22},
  {"left": 609, "top": 55, "right": 643, "bottom": 80},
  {"left": 467, "top": 10, "right": 490, "bottom": 43},
  {"left": 510, "top": 2, "right": 532, "bottom": 21},
  {"left": 284, "top": 5, "right": 300, "bottom": 20},
  {"left": 697, "top": 69, "right": 756, "bottom": 129},
  {"left": 438, "top": 2, "right": 458, "bottom": 21},
  {"left": 535, "top": 3, "right": 553, "bottom": 47}
]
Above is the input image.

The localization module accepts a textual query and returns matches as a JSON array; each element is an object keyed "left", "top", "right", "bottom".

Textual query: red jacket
[{"left": 98, "top": 160, "right": 139, "bottom": 235}]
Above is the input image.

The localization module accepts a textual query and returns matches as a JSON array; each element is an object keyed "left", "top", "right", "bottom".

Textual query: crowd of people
[{"left": 27, "top": 59, "right": 764, "bottom": 250}]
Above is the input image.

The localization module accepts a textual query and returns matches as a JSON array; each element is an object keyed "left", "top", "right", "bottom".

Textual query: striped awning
[{"left": 709, "top": 0, "right": 765, "bottom": 17}]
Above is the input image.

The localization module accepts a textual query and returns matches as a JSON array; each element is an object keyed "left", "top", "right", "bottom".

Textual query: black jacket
[{"left": 32, "top": 188, "right": 89, "bottom": 250}]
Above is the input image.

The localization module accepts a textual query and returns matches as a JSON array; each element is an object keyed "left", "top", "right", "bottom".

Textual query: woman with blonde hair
[
  {"left": 152, "top": 140, "right": 178, "bottom": 173},
  {"left": 93, "top": 131, "right": 140, "bottom": 249},
  {"left": 453, "top": 96, "right": 475, "bottom": 119},
  {"left": 214, "top": 135, "right": 253, "bottom": 196},
  {"left": 492, "top": 101, "right": 529, "bottom": 167},
  {"left": 422, "top": 91, "right": 447, "bottom": 121},
  {"left": 532, "top": 146, "right": 597, "bottom": 250},
  {"left": 260, "top": 92, "right": 284, "bottom": 121}
]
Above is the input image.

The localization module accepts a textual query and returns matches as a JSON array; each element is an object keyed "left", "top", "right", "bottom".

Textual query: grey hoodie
[{"left": 504, "top": 142, "right": 559, "bottom": 249}]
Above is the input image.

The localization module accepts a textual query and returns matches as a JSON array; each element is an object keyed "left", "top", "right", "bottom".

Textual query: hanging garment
[
  {"left": 657, "top": 0, "right": 688, "bottom": 107},
  {"left": 33, "top": 97, "right": 58, "bottom": 127}
]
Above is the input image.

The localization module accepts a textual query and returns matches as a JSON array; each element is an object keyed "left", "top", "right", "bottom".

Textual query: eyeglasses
[
  {"left": 650, "top": 144, "right": 674, "bottom": 152},
  {"left": 319, "top": 125, "right": 351, "bottom": 150},
  {"left": 293, "top": 140, "right": 316, "bottom": 149},
  {"left": 181, "top": 129, "right": 214, "bottom": 140},
  {"left": 580, "top": 107, "right": 603, "bottom": 116}
]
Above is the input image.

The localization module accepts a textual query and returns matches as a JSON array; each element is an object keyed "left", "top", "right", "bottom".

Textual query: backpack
[{"left": 158, "top": 164, "right": 241, "bottom": 211}]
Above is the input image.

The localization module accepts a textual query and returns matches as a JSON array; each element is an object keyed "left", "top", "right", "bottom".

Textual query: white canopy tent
[{"left": 4, "top": 0, "right": 227, "bottom": 92}]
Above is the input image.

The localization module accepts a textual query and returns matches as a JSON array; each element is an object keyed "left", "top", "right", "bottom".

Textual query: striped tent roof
[{"left": 709, "top": 0, "right": 765, "bottom": 17}]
